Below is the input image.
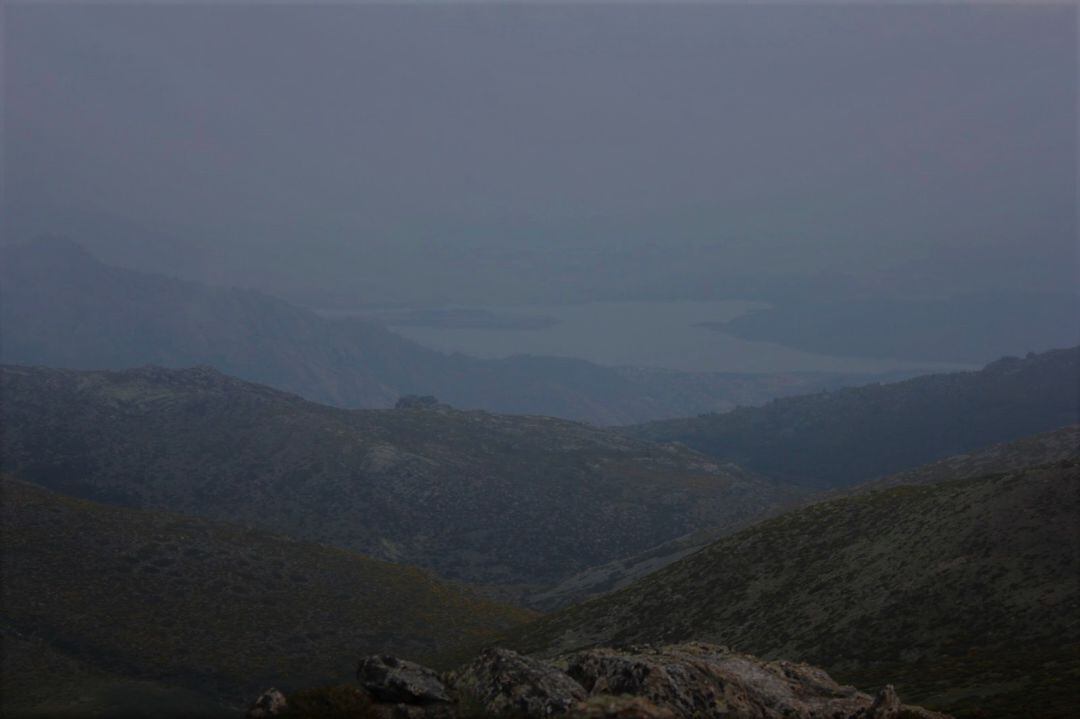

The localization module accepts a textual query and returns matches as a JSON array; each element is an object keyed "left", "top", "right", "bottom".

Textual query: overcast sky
[{"left": 3, "top": 3, "right": 1076, "bottom": 305}]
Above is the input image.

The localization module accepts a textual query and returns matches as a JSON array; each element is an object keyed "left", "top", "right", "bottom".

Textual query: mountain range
[
  {"left": 626, "top": 346, "right": 1079, "bottom": 488},
  {"left": 3, "top": 357, "right": 1077, "bottom": 717},
  {"left": 0, "top": 237, "right": 884, "bottom": 425},
  {"left": 0, "top": 363, "right": 801, "bottom": 595}
]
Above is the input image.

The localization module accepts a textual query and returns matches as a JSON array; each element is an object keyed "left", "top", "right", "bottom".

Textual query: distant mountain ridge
[
  {"left": 0, "top": 363, "right": 801, "bottom": 595},
  {"left": 504, "top": 461, "right": 1080, "bottom": 718},
  {"left": 625, "top": 346, "right": 1079, "bottom": 488},
  {"left": 0, "top": 237, "right": 880, "bottom": 425}
]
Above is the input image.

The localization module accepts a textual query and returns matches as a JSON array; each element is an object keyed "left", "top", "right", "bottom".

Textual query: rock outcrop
[
  {"left": 357, "top": 655, "right": 453, "bottom": 705},
  {"left": 449, "top": 648, "right": 587, "bottom": 716},
  {"left": 246, "top": 687, "right": 287, "bottom": 718},
  {"left": 298, "top": 642, "right": 950, "bottom": 719},
  {"left": 565, "top": 643, "right": 870, "bottom": 718}
]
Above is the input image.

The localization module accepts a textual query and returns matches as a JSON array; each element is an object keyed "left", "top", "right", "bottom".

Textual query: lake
[{"left": 320, "top": 300, "right": 975, "bottom": 375}]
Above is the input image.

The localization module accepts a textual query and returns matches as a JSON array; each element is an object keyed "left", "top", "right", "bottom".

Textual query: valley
[{"left": 4, "top": 8, "right": 1077, "bottom": 718}]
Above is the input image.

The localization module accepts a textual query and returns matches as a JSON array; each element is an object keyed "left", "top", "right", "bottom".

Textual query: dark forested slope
[{"left": 627, "top": 346, "right": 1079, "bottom": 488}]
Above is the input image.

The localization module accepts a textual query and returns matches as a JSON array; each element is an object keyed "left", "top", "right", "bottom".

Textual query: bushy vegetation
[
  {"left": 504, "top": 462, "right": 1080, "bottom": 718},
  {"left": 0, "top": 364, "right": 799, "bottom": 593},
  {"left": 0, "top": 478, "right": 531, "bottom": 715}
]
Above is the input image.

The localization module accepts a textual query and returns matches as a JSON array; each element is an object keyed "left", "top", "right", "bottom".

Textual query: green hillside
[
  {"left": 0, "top": 477, "right": 531, "bottom": 716},
  {"left": 0, "top": 364, "right": 799, "bottom": 594},
  {"left": 527, "top": 424, "right": 1080, "bottom": 611},
  {"left": 505, "top": 462, "right": 1080, "bottom": 718},
  {"left": 626, "top": 346, "right": 1079, "bottom": 488}
]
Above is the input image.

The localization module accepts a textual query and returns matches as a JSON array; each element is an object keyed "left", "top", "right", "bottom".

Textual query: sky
[{"left": 3, "top": 3, "right": 1077, "bottom": 307}]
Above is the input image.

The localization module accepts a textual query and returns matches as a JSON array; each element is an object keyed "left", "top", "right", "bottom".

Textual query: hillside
[
  {"left": 0, "top": 477, "right": 531, "bottom": 716},
  {"left": 0, "top": 238, "right": 870, "bottom": 425},
  {"left": 626, "top": 346, "right": 1079, "bottom": 488},
  {"left": 0, "top": 364, "right": 801, "bottom": 595},
  {"left": 504, "top": 462, "right": 1080, "bottom": 718},
  {"left": 528, "top": 424, "right": 1080, "bottom": 611},
  {"left": 848, "top": 424, "right": 1079, "bottom": 495}
]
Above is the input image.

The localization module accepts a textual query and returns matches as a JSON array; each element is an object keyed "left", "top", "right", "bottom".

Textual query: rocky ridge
[
  {"left": 0, "top": 364, "right": 802, "bottom": 592},
  {"left": 251, "top": 644, "right": 948, "bottom": 719}
]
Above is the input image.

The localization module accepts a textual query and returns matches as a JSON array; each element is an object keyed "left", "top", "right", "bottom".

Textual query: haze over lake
[{"left": 322, "top": 300, "right": 975, "bottom": 374}]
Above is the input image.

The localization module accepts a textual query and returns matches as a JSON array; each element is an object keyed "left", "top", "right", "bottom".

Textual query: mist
[{"left": 5, "top": 4, "right": 1076, "bottom": 310}]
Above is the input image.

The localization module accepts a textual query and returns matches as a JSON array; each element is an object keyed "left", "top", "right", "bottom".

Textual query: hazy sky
[{"left": 4, "top": 3, "right": 1076, "bottom": 305}]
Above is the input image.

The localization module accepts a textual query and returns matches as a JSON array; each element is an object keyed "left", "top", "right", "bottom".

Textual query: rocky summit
[{"left": 249, "top": 643, "right": 949, "bottom": 719}]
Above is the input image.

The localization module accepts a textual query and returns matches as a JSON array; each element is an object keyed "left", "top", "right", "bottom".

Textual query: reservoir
[{"left": 320, "top": 300, "right": 975, "bottom": 375}]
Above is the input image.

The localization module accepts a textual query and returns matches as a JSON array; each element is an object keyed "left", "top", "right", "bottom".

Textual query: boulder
[
  {"left": 565, "top": 642, "right": 873, "bottom": 719},
  {"left": 246, "top": 687, "right": 287, "bottom": 718},
  {"left": 357, "top": 655, "right": 452, "bottom": 705},
  {"left": 569, "top": 695, "right": 676, "bottom": 719},
  {"left": 448, "top": 647, "right": 587, "bottom": 716}
]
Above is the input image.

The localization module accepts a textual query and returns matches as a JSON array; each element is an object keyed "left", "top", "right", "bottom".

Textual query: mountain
[
  {"left": 626, "top": 346, "right": 1079, "bottom": 488},
  {"left": 0, "top": 476, "right": 531, "bottom": 717},
  {"left": 0, "top": 237, "right": 877, "bottom": 425},
  {"left": 528, "top": 424, "right": 1080, "bottom": 611},
  {"left": 0, "top": 364, "right": 801, "bottom": 595},
  {"left": 503, "top": 462, "right": 1080, "bottom": 718}
]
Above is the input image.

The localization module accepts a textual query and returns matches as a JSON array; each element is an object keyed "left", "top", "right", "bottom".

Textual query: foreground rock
[
  {"left": 448, "top": 648, "right": 587, "bottom": 715},
  {"left": 357, "top": 655, "right": 453, "bottom": 705},
  {"left": 246, "top": 687, "right": 288, "bottom": 718},
  {"left": 251, "top": 642, "right": 950, "bottom": 718},
  {"left": 565, "top": 643, "right": 870, "bottom": 718}
]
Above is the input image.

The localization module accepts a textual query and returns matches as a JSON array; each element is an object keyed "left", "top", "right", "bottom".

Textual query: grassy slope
[
  {"left": 0, "top": 477, "right": 532, "bottom": 716},
  {"left": 1, "top": 630, "right": 229, "bottom": 719},
  {"left": 529, "top": 425, "right": 1080, "bottom": 611},
  {"left": 504, "top": 462, "right": 1080, "bottom": 718},
  {"left": 626, "top": 346, "right": 1079, "bottom": 488},
  {"left": 0, "top": 365, "right": 799, "bottom": 593}
]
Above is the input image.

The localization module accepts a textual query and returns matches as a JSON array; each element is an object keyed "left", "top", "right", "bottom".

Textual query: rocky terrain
[
  {"left": 504, "top": 463, "right": 1080, "bottom": 717},
  {"left": 528, "top": 424, "right": 1080, "bottom": 611},
  {"left": 0, "top": 238, "right": 874, "bottom": 425},
  {"left": 0, "top": 364, "right": 802, "bottom": 593},
  {"left": 626, "top": 346, "right": 1079, "bottom": 488},
  {"left": 250, "top": 643, "right": 948, "bottom": 719},
  {"left": 0, "top": 477, "right": 530, "bottom": 717}
]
